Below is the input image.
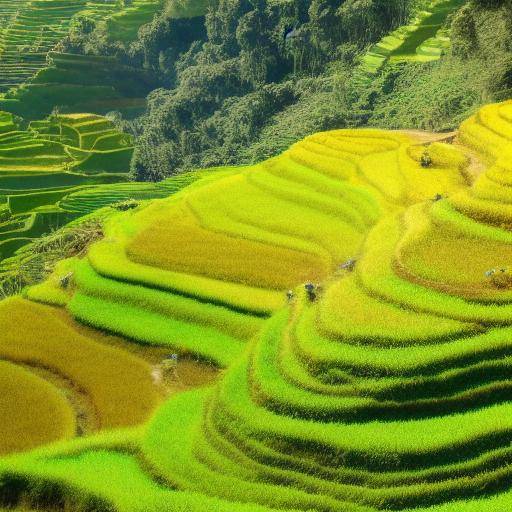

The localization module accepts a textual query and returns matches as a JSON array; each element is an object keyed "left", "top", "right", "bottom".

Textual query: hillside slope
[
  {"left": 1, "top": 100, "right": 512, "bottom": 511},
  {"left": 0, "top": 0, "right": 157, "bottom": 94},
  {"left": 0, "top": 0, "right": 168, "bottom": 119}
]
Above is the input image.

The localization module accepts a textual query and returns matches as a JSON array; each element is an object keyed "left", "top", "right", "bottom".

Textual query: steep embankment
[{"left": 3, "top": 99, "right": 512, "bottom": 511}]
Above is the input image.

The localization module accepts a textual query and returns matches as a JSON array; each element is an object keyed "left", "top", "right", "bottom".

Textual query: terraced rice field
[
  {"left": 0, "top": 111, "right": 135, "bottom": 262},
  {"left": 0, "top": 0, "right": 210, "bottom": 119},
  {"left": 356, "top": 0, "right": 465, "bottom": 85},
  {"left": 4, "top": 98, "right": 512, "bottom": 510},
  {"left": 0, "top": 0, "right": 174, "bottom": 96},
  {"left": 105, "top": 0, "right": 163, "bottom": 43},
  {"left": 0, "top": 0, "right": 174, "bottom": 119}
]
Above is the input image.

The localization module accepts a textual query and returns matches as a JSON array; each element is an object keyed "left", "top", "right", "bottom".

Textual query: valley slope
[{"left": 4, "top": 1, "right": 512, "bottom": 511}]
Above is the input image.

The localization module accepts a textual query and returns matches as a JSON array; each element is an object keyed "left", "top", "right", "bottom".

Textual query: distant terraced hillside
[
  {"left": 0, "top": 0, "right": 214, "bottom": 119},
  {"left": 0, "top": 0, "right": 167, "bottom": 118},
  {"left": 4, "top": 99, "right": 512, "bottom": 511},
  {"left": 0, "top": 111, "right": 133, "bottom": 261},
  {"left": 105, "top": 0, "right": 163, "bottom": 42},
  {"left": 356, "top": 0, "right": 465, "bottom": 85},
  {"left": 0, "top": 0, "right": 109, "bottom": 93},
  {"left": 1, "top": 50, "right": 156, "bottom": 119}
]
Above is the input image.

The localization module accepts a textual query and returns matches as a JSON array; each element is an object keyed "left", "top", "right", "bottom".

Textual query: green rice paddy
[
  {"left": 5, "top": 2, "right": 512, "bottom": 512},
  {"left": 355, "top": 0, "right": 465, "bottom": 87},
  {"left": 1, "top": 99, "right": 512, "bottom": 511}
]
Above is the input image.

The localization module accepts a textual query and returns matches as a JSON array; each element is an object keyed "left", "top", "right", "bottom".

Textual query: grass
[
  {"left": 63, "top": 126, "right": 466, "bottom": 370},
  {"left": 127, "top": 201, "right": 331, "bottom": 290},
  {"left": 129, "top": 99, "right": 512, "bottom": 510},
  {"left": 105, "top": 0, "right": 164, "bottom": 43},
  {"left": 0, "top": 0, "right": 163, "bottom": 102},
  {"left": 0, "top": 0, "right": 211, "bottom": 120},
  {"left": 0, "top": 112, "right": 134, "bottom": 262}
]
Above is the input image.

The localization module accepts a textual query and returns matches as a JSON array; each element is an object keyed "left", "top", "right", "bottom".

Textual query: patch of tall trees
[{"left": 127, "top": 0, "right": 418, "bottom": 180}]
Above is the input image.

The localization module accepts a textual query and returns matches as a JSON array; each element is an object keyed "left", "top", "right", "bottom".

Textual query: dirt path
[
  {"left": 401, "top": 129, "right": 457, "bottom": 144},
  {"left": 402, "top": 129, "right": 488, "bottom": 183}
]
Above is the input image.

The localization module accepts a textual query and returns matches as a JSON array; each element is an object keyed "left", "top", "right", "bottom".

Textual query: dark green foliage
[
  {"left": 131, "top": 0, "right": 416, "bottom": 180},
  {"left": 131, "top": 14, "right": 207, "bottom": 85},
  {"left": 246, "top": 75, "right": 349, "bottom": 161},
  {"left": 366, "top": 60, "right": 484, "bottom": 131},
  {"left": 451, "top": 3, "right": 478, "bottom": 57}
]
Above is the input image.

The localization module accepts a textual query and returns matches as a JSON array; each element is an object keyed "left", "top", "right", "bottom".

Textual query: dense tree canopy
[
  {"left": 127, "top": 0, "right": 421, "bottom": 180},
  {"left": 59, "top": 0, "right": 512, "bottom": 181}
]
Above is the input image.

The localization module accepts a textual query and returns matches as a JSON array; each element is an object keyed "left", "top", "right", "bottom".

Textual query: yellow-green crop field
[{"left": 4, "top": 98, "right": 512, "bottom": 511}]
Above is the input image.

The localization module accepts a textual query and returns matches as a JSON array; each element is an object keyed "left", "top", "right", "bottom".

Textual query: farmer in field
[
  {"left": 485, "top": 267, "right": 512, "bottom": 289},
  {"left": 339, "top": 258, "right": 357, "bottom": 272},
  {"left": 305, "top": 282, "right": 317, "bottom": 302},
  {"left": 161, "top": 353, "right": 182, "bottom": 385},
  {"left": 59, "top": 272, "right": 73, "bottom": 289}
]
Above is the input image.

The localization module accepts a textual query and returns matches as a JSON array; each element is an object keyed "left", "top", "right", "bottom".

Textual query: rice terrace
[{"left": 3, "top": 0, "right": 512, "bottom": 511}]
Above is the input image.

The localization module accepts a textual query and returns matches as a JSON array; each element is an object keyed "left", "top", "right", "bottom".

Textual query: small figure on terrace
[
  {"left": 305, "top": 282, "right": 317, "bottom": 302},
  {"left": 339, "top": 258, "right": 357, "bottom": 272},
  {"left": 485, "top": 267, "right": 512, "bottom": 289},
  {"left": 161, "top": 353, "right": 182, "bottom": 385},
  {"left": 421, "top": 150, "right": 433, "bottom": 168},
  {"left": 59, "top": 272, "right": 74, "bottom": 289}
]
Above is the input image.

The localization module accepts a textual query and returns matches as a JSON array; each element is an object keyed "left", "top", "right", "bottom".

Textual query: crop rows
[
  {"left": 0, "top": 51, "right": 153, "bottom": 120},
  {"left": 0, "top": 0, "right": 167, "bottom": 96},
  {"left": 0, "top": 0, "right": 128, "bottom": 94},
  {"left": 354, "top": 0, "right": 465, "bottom": 88},
  {"left": 0, "top": 111, "right": 136, "bottom": 263},
  {"left": 2, "top": 101, "right": 512, "bottom": 511}
]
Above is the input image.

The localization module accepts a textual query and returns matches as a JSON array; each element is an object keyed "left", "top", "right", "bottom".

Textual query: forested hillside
[
  {"left": 129, "top": 0, "right": 428, "bottom": 179},
  {"left": 58, "top": 0, "right": 511, "bottom": 181}
]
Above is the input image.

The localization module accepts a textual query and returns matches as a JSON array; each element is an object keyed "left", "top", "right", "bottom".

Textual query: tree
[{"left": 236, "top": 0, "right": 279, "bottom": 85}]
